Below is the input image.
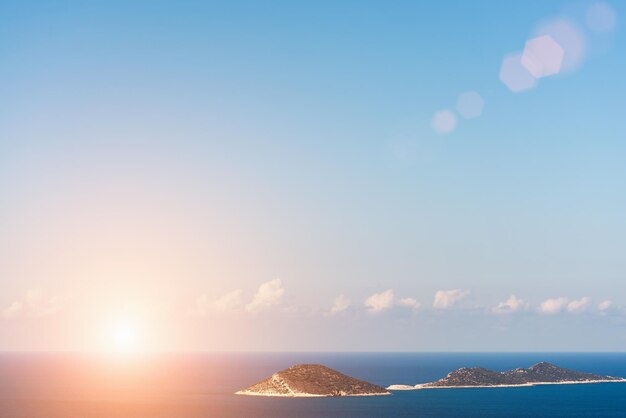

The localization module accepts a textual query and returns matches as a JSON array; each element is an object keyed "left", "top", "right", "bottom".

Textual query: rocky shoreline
[
  {"left": 387, "top": 362, "right": 626, "bottom": 391},
  {"left": 388, "top": 379, "right": 626, "bottom": 391}
]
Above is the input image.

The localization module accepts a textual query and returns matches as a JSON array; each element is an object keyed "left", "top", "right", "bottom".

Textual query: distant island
[
  {"left": 236, "top": 364, "right": 390, "bottom": 397},
  {"left": 388, "top": 362, "right": 626, "bottom": 390}
]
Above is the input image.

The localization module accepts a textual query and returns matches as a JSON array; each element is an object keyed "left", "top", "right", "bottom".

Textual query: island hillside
[
  {"left": 236, "top": 364, "right": 390, "bottom": 397},
  {"left": 388, "top": 362, "right": 625, "bottom": 390}
]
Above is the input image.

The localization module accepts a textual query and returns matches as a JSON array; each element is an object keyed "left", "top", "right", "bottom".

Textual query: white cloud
[
  {"left": 327, "top": 294, "right": 351, "bottom": 316},
  {"left": 245, "top": 279, "right": 285, "bottom": 313},
  {"left": 598, "top": 300, "right": 613, "bottom": 312},
  {"left": 539, "top": 297, "right": 568, "bottom": 314},
  {"left": 2, "top": 301, "right": 24, "bottom": 319},
  {"left": 365, "top": 289, "right": 395, "bottom": 313},
  {"left": 215, "top": 289, "right": 243, "bottom": 312},
  {"left": 2, "top": 288, "right": 60, "bottom": 320},
  {"left": 191, "top": 289, "right": 244, "bottom": 316},
  {"left": 397, "top": 297, "right": 420, "bottom": 309},
  {"left": 192, "top": 281, "right": 284, "bottom": 316},
  {"left": 492, "top": 295, "right": 528, "bottom": 314},
  {"left": 433, "top": 289, "right": 470, "bottom": 309},
  {"left": 567, "top": 297, "right": 591, "bottom": 313}
]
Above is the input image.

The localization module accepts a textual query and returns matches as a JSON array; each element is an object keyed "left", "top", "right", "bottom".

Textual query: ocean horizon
[{"left": 2, "top": 352, "right": 626, "bottom": 417}]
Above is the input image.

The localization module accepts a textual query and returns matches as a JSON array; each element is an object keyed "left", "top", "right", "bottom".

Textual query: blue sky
[{"left": 1, "top": 1, "right": 625, "bottom": 351}]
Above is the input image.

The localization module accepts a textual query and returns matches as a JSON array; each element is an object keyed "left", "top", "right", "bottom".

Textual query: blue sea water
[{"left": 1, "top": 352, "right": 626, "bottom": 417}]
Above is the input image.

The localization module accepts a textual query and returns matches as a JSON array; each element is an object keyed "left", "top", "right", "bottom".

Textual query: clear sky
[{"left": 1, "top": 0, "right": 625, "bottom": 352}]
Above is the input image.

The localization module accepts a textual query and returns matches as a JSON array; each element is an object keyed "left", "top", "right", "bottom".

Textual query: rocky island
[
  {"left": 387, "top": 362, "right": 626, "bottom": 390},
  {"left": 236, "top": 364, "right": 390, "bottom": 397}
]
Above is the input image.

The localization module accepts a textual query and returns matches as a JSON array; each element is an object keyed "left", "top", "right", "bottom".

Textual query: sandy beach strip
[{"left": 387, "top": 379, "right": 626, "bottom": 391}]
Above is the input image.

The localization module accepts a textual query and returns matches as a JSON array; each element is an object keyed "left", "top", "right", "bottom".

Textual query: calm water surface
[{"left": 1, "top": 352, "right": 625, "bottom": 417}]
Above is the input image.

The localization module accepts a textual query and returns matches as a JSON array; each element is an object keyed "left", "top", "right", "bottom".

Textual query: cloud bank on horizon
[
  {"left": 1, "top": 279, "right": 624, "bottom": 352},
  {"left": 4, "top": 282, "right": 618, "bottom": 321}
]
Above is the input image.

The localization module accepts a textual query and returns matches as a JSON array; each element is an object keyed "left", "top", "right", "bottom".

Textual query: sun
[{"left": 107, "top": 317, "right": 143, "bottom": 354}]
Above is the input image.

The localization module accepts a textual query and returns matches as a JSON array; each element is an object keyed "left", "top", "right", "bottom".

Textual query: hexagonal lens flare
[
  {"left": 521, "top": 35, "right": 564, "bottom": 78},
  {"left": 533, "top": 18, "right": 587, "bottom": 72},
  {"left": 456, "top": 91, "right": 484, "bottom": 119},
  {"left": 499, "top": 52, "right": 537, "bottom": 93},
  {"left": 586, "top": 2, "right": 617, "bottom": 33},
  {"left": 431, "top": 110, "right": 457, "bottom": 135}
]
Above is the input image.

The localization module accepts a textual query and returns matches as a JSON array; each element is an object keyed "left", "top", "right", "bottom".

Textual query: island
[
  {"left": 236, "top": 364, "right": 391, "bottom": 397},
  {"left": 387, "top": 362, "right": 626, "bottom": 390}
]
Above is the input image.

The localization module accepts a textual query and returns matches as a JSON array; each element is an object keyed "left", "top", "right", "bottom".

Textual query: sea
[{"left": 1, "top": 352, "right": 626, "bottom": 418}]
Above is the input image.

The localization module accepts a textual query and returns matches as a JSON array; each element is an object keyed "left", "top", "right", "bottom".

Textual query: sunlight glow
[{"left": 107, "top": 317, "right": 143, "bottom": 354}]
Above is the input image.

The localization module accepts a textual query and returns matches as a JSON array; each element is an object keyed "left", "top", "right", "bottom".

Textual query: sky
[{"left": 1, "top": 0, "right": 625, "bottom": 352}]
